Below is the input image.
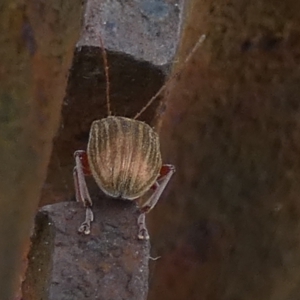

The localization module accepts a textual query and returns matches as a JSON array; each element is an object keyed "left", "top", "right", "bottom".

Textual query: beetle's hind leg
[
  {"left": 74, "top": 150, "right": 94, "bottom": 234},
  {"left": 138, "top": 164, "right": 175, "bottom": 240}
]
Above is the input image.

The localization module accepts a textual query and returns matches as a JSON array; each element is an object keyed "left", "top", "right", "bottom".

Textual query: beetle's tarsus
[
  {"left": 78, "top": 207, "right": 94, "bottom": 235},
  {"left": 137, "top": 213, "right": 150, "bottom": 240},
  {"left": 138, "top": 228, "right": 150, "bottom": 240},
  {"left": 78, "top": 222, "right": 91, "bottom": 235}
]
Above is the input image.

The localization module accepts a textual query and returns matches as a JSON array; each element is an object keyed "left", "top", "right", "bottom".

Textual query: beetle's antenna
[
  {"left": 133, "top": 34, "right": 206, "bottom": 120},
  {"left": 99, "top": 32, "right": 111, "bottom": 116}
]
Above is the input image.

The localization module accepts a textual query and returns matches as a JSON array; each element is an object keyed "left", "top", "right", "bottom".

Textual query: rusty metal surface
[
  {"left": 23, "top": 196, "right": 150, "bottom": 300},
  {"left": 41, "top": 0, "right": 184, "bottom": 207},
  {"left": 0, "top": 1, "right": 82, "bottom": 299}
]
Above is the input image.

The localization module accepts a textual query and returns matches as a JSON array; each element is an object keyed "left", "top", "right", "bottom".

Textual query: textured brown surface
[
  {"left": 147, "top": 0, "right": 300, "bottom": 299},
  {"left": 0, "top": 1, "right": 82, "bottom": 299},
  {"left": 23, "top": 197, "right": 150, "bottom": 300}
]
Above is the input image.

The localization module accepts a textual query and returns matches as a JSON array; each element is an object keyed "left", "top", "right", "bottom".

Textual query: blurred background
[{"left": 2, "top": 0, "right": 300, "bottom": 299}]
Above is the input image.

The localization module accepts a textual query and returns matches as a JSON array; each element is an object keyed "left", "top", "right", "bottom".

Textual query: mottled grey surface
[{"left": 78, "top": 0, "right": 184, "bottom": 66}]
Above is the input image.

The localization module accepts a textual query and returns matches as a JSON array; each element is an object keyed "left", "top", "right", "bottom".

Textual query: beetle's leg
[
  {"left": 141, "top": 164, "right": 175, "bottom": 213},
  {"left": 138, "top": 164, "right": 175, "bottom": 240},
  {"left": 74, "top": 150, "right": 94, "bottom": 235}
]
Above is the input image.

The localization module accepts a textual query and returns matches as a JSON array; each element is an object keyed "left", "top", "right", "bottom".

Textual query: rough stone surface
[
  {"left": 41, "top": 0, "right": 184, "bottom": 207},
  {"left": 23, "top": 196, "right": 150, "bottom": 300},
  {"left": 78, "top": 0, "right": 184, "bottom": 65}
]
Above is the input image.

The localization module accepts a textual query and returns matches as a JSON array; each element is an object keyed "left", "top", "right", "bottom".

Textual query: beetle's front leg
[
  {"left": 138, "top": 164, "right": 175, "bottom": 240},
  {"left": 74, "top": 150, "right": 94, "bottom": 234}
]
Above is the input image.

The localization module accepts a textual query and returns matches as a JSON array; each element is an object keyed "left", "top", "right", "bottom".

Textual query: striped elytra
[{"left": 87, "top": 116, "right": 162, "bottom": 200}]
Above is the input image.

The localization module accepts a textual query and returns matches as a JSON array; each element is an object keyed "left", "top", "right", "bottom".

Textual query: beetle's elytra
[{"left": 88, "top": 116, "right": 162, "bottom": 200}]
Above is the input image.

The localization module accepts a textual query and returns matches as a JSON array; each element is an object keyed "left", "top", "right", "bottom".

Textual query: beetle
[
  {"left": 73, "top": 117, "right": 175, "bottom": 240},
  {"left": 73, "top": 33, "right": 176, "bottom": 240},
  {"left": 73, "top": 33, "right": 205, "bottom": 239}
]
